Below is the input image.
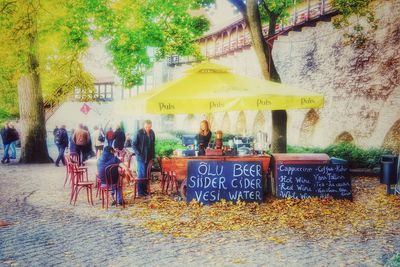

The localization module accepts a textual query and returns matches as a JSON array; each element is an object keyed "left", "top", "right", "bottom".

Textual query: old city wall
[{"left": 272, "top": 0, "right": 400, "bottom": 151}]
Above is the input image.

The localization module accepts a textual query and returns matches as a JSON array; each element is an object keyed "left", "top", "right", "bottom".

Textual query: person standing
[
  {"left": 196, "top": 120, "right": 212, "bottom": 156},
  {"left": 55, "top": 125, "right": 69, "bottom": 167},
  {"left": 124, "top": 133, "right": 132, "bottom": 148},
  {"left": 8, "top": 122, "right": 19, "bottom": 160},
  {"left": 1, "top": 122, "right": 11, "bottom": 164},
  {"left": 53, "top": 126, "right": 59, "bottom": 143},
  {"left": 132, "top": 120, "right": 155, "bottom": 197},
  {"left": 83, "top": 125, "right": 94, "bottom": 161},
  {"left": 73, "top": 124, "right": 89, "bottom": 165},
  {"left": 69, "top": 129, "right": 76, "bottom": 153},
  {"left": 113, "top": 124, "right": 126, "bottom": 150},
  {"left": 92, "top": 126, "right": 105, "bottom": 159}
]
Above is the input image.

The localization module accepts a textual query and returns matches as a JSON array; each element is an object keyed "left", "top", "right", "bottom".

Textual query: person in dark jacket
[
  {"left": 1, "top": 122, "right": 11, "bottom": 164},
  {"left": 106, "top": 127, "right": 114, "bottom": 147},
  {"left": 8, "top": 122, "right": 19, "bottom": 160},
  {"left": 69, "top": 129, "right": 76, "bottom": 153},
  {"left": 83, "top": 125, "right": 94, "bottom": 161},
  {"left": 53, "top": 126, "right": 59, "bottom": 144},
  {"left": 55, "top": 125, "right": 69, "bottom": 167},
  {"left": 132, "top": 120, "right": 155, "bottom": 196},
  {"left": 124, "top": 133, "right": 132, "bottom": 148},
  {"left": 97, "top": 146, "right": 132, "bottom": 205},
  {"left": 113, "top": 124, "right": 126, "bottom": 150}
]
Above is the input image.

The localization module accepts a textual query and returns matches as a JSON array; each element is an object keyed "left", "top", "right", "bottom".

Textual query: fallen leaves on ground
[
  {"left": 118, "top": 177, "right": 400, "bottom": 241},
  {"left": 0, "top": 220, "right": 11, "bottom": 227}
]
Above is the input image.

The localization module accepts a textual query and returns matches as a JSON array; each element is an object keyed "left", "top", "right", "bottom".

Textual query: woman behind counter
[{"left": 196, "top": 120, "right": 212, "bottom": 156}]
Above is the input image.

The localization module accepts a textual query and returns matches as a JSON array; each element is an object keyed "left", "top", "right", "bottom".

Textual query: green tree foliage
[
  {"left": 288, "top": 143, "right": 389, "bottom": 169},
  {"left": 0, "top": 0, "right": 95, "bottom": 115},
  {"left": 90, "top": 0, "right": 211, "bottom": 88},
  {"left": 332, "top": 0, "right": 377, "bottom": 48}
]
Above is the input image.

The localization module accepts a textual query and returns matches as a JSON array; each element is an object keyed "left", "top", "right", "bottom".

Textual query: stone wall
[{"left": 273, "top": 0, "right": 400, "bottom": 151}]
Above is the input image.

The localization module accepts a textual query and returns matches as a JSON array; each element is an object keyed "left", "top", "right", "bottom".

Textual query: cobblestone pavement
[{"left": 1, "top": 158, "right": 400, "bottom": 267}]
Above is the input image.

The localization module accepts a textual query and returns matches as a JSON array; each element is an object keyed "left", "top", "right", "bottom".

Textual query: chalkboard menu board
[
  {"left": 275, "top": 163, "right": 352, "bottom": 200},
  {"left": 186, "top": 160, "right": 264, "bottom": 204}
]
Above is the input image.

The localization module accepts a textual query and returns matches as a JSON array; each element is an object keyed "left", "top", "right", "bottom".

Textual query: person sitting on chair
[{"left": 97, "top": 146, "right": 132, "bottom": 205}]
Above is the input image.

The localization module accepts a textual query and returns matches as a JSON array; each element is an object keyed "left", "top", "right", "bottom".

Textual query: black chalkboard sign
[
  {"left": 186, "top": 160, "right": 264, "bottom": 204},
  {"left": 275, "top": 163, "right": 352, "bottom": 200}
]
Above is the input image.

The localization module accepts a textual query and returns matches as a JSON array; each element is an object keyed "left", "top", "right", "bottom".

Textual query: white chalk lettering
[
  {"left": 317, "top": 165, "right": 335, "bottom": 175},
  {"left": 279, "top": 165, "right": 313, "bottom": 175},
  {"left": 197, "top": 162, "right": 223, "bottom": 176},
  {"left": 300, "top": 193, "right": 311, "bottom": 198},
  {"left": 188, "top": 176, "right": 197, "bottom": 188},
  {"left": 280, "top": 191, "right": 297, "bottom": 198},
  {"left": 190, "top": 175, "right": 228, "bottom": 190},
  {"left": 233, "top": 164, "right": 260, "bottom": 177},
  {"left": 280, "top": 183, "right": 293, "bottom": 191},
  {"left": 295, "top": 177, "right": 311, "bottom": 184},
  {"left": 278, "top": 175, "right": 293, "bottom": 183},
  {"left": 296, "top": 185, "right": 312, "bottom": 192}
]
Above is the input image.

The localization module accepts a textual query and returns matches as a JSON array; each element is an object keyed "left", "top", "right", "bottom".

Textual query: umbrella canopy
[{"left": 119, "top": 62, "right": 324, "bottom": 115}]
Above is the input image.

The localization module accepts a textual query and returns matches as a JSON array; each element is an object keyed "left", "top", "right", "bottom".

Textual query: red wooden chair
[
  {"left": 160, "top": 158, "right": 178, "bottom": 194},
  {"left": 160, "top": 157, "right": 170, "bottom": 194},
  {"left": 95, "top": 173, "right": 102, "bottom": 199},
  {"left": 132, "top": 159, "right": 154, "bottom": 201},
  {"left": 69, "top": 152, "right": 80, "bottom": 165},
  {"left": 64, "top": 154, "right": 71, "bottom": 187},
  {"left": 99, "top": 164, "right": 126, "bottom": 209},
  {"left": 64, "top": 154, "right": 88, "bottom": 187},
  {"left": 127, "top": 152, "right": 134, "bottom": 169},
  {"left": 69, "top": 162, "right": 93, "bottom": 206},
  {"left": 114, "top": 149, "right": 126, "bottom": 162}
]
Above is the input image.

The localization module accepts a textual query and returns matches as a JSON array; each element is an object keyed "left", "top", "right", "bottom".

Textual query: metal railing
[{"left": 168, "top": 0, "right": 337, "bottom": 66}]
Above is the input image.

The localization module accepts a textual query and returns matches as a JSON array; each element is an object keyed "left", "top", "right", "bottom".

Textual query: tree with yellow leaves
[{"left": 0, "top": 0, "right": 94, "bottom": 162}]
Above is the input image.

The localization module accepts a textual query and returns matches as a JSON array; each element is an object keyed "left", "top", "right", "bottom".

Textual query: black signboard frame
[
  {"left": 186, "top": 160, "right": 264, "bottom": 204},
  {"left": 274, "top": 163, "right": 352, "bottom": 200}
]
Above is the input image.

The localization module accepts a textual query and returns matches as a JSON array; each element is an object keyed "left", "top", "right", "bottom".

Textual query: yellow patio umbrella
[{"left": 118, "top": 62, "right": 324, "bottom": 114}]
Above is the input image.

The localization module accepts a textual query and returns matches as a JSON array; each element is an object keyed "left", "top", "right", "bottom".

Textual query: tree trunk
[
  {"left": 271, "top": 110, "right": 287, "bottom": 153},
  {"left": 18, "top": 53, "right": 51, "bottom": 163},
  {"left": 245, "top": 0, "right": 287, "bottom": 153}
]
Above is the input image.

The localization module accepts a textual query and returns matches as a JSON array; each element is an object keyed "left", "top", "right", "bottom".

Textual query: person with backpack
[
  {"left": 93, "top": 126, "right": 105, "bottom": 159},
  {"left": 55, "top": 125, "right": 69, "bottom": 167},
  {"left": 73, "top": 124, "right": 89, "bottom": 166}
]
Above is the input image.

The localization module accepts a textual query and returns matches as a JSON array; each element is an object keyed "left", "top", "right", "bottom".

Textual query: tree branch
[
  {"left": 228, "top": 0, "right": 246, "bottom": 15},
  {"left": 261, "top": 0, "right": 271, "bottom": 16},
  {"left": 0, "top": 0, "right": 16, "bottom": 14}
]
